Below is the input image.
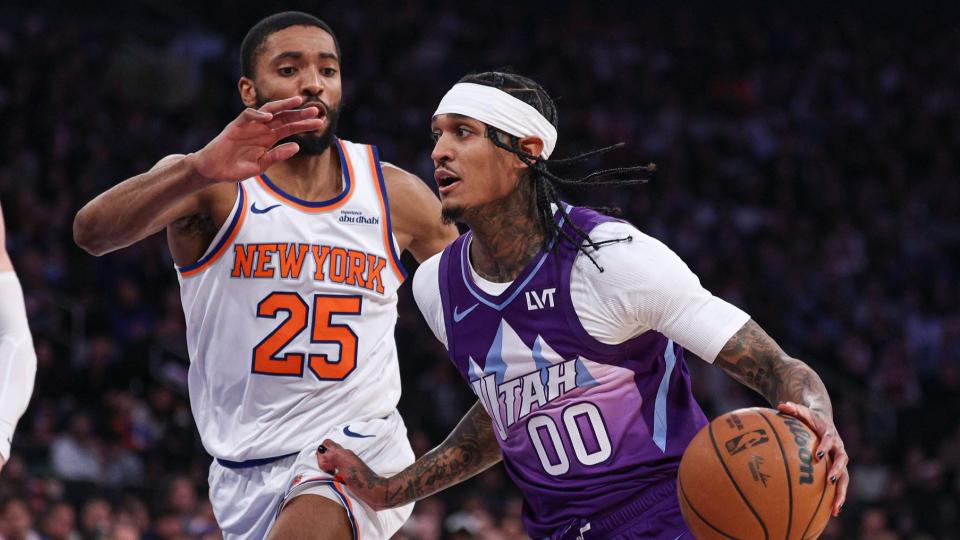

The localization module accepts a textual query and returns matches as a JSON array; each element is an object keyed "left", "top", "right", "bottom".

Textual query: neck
[
  {"left": 263, "top": 144, "right": 342, "bottom": 200},
  {"left": 464, "top": 179, "right": 545, "bottom": 283}
]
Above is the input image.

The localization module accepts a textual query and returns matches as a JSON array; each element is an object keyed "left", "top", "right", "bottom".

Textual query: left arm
[
  {"left": 714, "top": 319, "right": 848, "bottom": 515},
  {"left": 316, "top": 400, "right": 501, "bottom": 510},
  {"left": 0, "top": 203, "right": 38, "bottom": 472},
  {"left": 715, "top": 319, "right": 832, "bottom": 418},
  {"left": 381, "top": 164, "right": 459, "bottom": 262}
]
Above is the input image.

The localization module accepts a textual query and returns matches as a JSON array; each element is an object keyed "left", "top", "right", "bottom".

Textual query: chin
[{"left": 440, "top": 203, "right": 466, "bottom": 225}]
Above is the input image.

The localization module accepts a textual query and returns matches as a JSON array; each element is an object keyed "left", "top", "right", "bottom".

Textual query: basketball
[{"left": 677, "top": 407, "right": 836, "bottom": 539}]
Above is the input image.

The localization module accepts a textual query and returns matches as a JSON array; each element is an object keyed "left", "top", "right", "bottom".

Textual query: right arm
[
  {"left": 73, "top": 154, "right": 217, "bottom": 256},
  {"left": 73, "top": 96, "right": 323, "bottom": 256},
  {"left": 317, "top": 400, "right": 501, "bottom": 509}
]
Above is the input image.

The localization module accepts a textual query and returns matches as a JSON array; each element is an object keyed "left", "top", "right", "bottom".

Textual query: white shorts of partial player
[{"left": 208, "top": 409, "right": 415, "bottom": 539}]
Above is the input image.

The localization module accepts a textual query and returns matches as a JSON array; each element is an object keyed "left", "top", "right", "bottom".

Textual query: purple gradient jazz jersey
[{"left": 437, "top": 207, "right": 706, "bottom": 539}]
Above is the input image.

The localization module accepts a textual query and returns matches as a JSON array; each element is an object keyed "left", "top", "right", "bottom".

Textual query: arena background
[{"left": 1, "top": 1, "right": 958, "bottom": 538}]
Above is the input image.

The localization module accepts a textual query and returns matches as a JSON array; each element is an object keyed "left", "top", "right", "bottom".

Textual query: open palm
[{"left": 192, "top": 96, "right": 325, "bottom": 182}]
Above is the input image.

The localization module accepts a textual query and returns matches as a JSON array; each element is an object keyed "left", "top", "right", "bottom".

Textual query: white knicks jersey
[{"left": 177, "top": 139, "right": 407, "bottom": 462}]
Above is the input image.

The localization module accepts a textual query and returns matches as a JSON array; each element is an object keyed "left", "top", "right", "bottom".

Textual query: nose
[
  {"left": 300, "top": 69, "right": 323, "bottom": 97},
  {"left": 431, "top": 133, "right": 453, "bottom": 165}
]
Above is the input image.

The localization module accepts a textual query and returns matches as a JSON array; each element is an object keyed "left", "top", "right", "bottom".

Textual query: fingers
[
  {"left": 777, "top": 401, "right": 815, "bottom": 426},
  {"left": 827, "top": 445, "right": 848, "bottom": 485},
  {"left": 832, "top": 466, "right": 849, "bottom": 516},
  {"left": 319, "top": 439, "right": 342, "bottom": 451},
  {"left": 778, "top": 402, "right": 849, "bottom": 515},
  {"left": 240, "top": 107, "right": 273, "bottom": 123},
  {"left": 259, "top": 142, "right": 301, "bottom": 169},
  {"left": 268, "top": 107, "right": 320, "bottom": 129},
  {"left": 241, "top": 98, "right": 316, "bottom": 130},
  {"left": 259, "top": 96, "right": 305, "bottom": 114},
  {"left": 273, "top": 118, "right": 326, "bottom": 141},
  {"left": 778, "top": 402, "right": 826, "bottom": 438},
  {"left": 778, "top": 401, "right": 840, "bottom": 462}
]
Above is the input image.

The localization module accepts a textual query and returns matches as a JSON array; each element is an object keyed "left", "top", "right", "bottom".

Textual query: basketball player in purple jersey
[{"left": 317, "top": 72, "right": 849, "bottom": 539}]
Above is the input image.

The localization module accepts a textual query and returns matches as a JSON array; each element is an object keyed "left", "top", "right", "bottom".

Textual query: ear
[
  {"left": 238, "top": 77, "right": 258, "bottom": 109},
  {"left": 513, "top": 136, "right": 545, "bottom": 169}
]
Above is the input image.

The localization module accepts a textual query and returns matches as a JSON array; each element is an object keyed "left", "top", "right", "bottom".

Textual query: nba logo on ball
[{"left": 677, "top": 407, "right": 837, "bottom": 539}]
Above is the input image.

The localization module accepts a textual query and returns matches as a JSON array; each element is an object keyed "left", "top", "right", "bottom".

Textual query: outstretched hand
[
  {"left": 190, "top": 96, "right": 325, "bottom": 183},
  {"left": 777, "top": 401, "right": 849, "bottom": 516},
  {"left": 316, "top": 439, "right": 391, "bottom": 510}
]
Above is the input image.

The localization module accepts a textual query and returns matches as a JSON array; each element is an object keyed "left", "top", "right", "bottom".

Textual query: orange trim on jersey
[
  {"left": 366, "top": 146, "right": 406, "bottom": 282},
  {"left": 255, "top": 139, "right": 356, "bottom": 213},
  {"left": 280, "top": 477, "right": 360, "bottom": 539},
  {"left": 330, "top": 481, "right": 360, "bottom": 540},
  {"left": 178, "top": 184, "right": 248, "bottom": 277}
]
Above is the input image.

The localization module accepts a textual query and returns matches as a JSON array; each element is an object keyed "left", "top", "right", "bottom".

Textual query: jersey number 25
[{"left": 251, "top": 292, "right": 362, "bottom": 380}]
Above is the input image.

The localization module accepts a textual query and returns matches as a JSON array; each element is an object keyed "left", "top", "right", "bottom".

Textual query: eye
[
  {"left": 430, "top": 131, "right": 440, "bottom": 143},
  {"left": 322, "top": 67, "right": 338, "bottom": 77},
  {"left": 278, "top": 66, "right": 297, "bottom": 76},
  {"left": 456, "top": 127, "right": 471, "bottom": 138}
]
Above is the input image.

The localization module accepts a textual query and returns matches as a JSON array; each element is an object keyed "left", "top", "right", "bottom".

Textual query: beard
[
  {"left": 255, "top": 93, "right": 342, "bottom": 155},
  {"left": 441, "top": 204, "right": 467, "bottom": 225}
]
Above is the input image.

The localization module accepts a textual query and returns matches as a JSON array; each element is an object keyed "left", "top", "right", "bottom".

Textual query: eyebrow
[
  {"left": 431, "top": 113, "right": 475, "bottom": 125},
  {"left": 270, "top": 51, "right": 340, "bottom": 63}
]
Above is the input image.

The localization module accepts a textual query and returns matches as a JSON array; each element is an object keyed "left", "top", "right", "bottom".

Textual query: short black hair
[{"left": 240, "top": 11, "right": 341, "bottom": 79}]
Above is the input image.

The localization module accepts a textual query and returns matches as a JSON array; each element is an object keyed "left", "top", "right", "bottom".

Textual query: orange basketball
[{"left": 677, "top": 407, "right": 836, "bottom": 539}]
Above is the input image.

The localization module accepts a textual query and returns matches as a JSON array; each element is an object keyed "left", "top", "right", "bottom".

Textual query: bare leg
[{"left": 267, "top": 494, "right": 354, "bottom": 540}]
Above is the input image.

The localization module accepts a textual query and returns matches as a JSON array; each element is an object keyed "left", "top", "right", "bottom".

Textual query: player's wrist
[{"left": 184, "top": 151, "right": 223, "bottom": 186}]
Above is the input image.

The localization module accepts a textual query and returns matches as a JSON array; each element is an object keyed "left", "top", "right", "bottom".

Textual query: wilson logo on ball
[
  {"left": 781, "top": 415, "right": 815, "bottom": 485},
  {"left": 724, "top": 429, "right": 770, "bottom": 455}
]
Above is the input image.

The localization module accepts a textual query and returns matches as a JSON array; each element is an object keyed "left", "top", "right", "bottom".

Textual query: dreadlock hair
[{"left": 456, "top": 71, "right": 655, "bottom": 270}]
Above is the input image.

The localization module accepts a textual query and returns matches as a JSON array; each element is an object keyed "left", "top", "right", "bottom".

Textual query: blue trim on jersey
[
  {"left": 177, "top": 184, "right": 245, "bottom": 273},
  {"left": 370, "top": 145, "right": 409, "bottom": 279},
  {"left": 215, "top": 450, "right": 298, "bottom": 469},
  {"left": 458, "top": 214, "right": 566, "bottom": 311},
  {"left": 259, "top": 138, "right": 352, "bottom": 208},
  {"left": 485, "top": 322, "right": 508, "bottom": 385},
  {"left": 532, "top": 337, "right": 553, "bottom": 387},
  {"left": 467, "top": 356, "right": 484, "bottom": 382},
  {"left": 652, "top": 340, "right": 677, "bottom": 452},
  {"left": 320, "top": 480, "right": 360, "bottom": 540},
  {"left": 574, "top": 357, "right": 599, "bottom": 387},
  {"left": 276, "top": 479, "right": 359, "bottom": 540}
]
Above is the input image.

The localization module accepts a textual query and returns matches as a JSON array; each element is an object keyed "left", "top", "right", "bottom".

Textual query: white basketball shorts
[{"left": 208, "top": 409, "right": 416, "bottom": 539}]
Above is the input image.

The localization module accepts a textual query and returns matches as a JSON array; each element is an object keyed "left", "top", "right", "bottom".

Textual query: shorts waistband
[
  {"left": 554, "top": 481, "right": 677, "bottom": 540},
  {"left": 216, "top": 451, "right": 299, "bottom": 469}
]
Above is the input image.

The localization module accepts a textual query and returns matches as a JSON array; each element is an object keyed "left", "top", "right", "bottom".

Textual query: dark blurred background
[{"left": 1, "top": 1, "right": 958, "bottom": 539}]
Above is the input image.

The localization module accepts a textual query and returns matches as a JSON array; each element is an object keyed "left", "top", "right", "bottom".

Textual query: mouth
[
  {"left": 302, "top": 102, "right": 328, "bottom": 131},
  {"left": 302, "top": 101, "right": 328, "bottom": 117},
  {"left": 434, "top": 169, "right": 462, "bottom": 194}
]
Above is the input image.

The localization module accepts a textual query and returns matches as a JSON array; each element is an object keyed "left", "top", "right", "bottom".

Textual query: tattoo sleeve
[
  {"left": 714, "top": 319, "right": 834, "bottom": 419},
  {"left": 379, "top": 400, "right": 502, "bottom": 507}
]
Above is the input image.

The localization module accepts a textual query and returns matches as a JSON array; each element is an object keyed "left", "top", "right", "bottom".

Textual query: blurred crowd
[{"left": 1, "top": 2, "right": 958, "bottom": 539}]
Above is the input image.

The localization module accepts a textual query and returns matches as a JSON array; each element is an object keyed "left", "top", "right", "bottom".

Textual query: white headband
[{"left": 433, "top": 82, "right": 558, "bottom": 159}]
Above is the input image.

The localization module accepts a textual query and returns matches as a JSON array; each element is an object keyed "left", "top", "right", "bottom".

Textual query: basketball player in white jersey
[
  {"left": 0, "top": 202, "right": 38, "bottom": 475},
  {"left": 73, "top": 11, "right": 457, "bottom": 539}
]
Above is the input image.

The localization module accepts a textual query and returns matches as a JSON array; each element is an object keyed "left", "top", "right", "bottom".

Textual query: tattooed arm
[
  {"left": 715, "top": 319, "right": 832, "bottom": 417},
  {"left": 714, "top": 319, "right": 849, "bottom": 515},
  {"left": 316, "top": 400, "right": 501, "bottom": 510}
]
